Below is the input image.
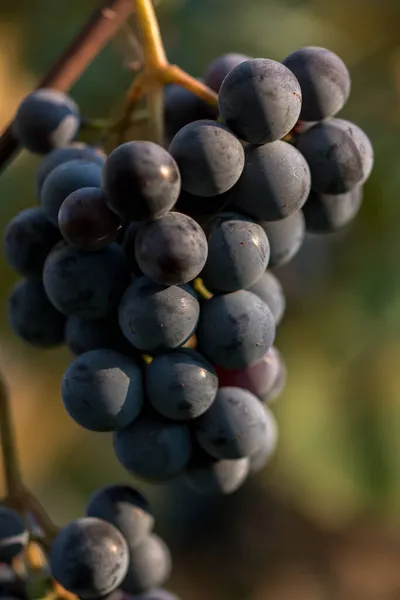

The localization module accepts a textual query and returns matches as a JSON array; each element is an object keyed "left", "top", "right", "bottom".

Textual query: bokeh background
[{"left": 0, "top": 0, "right": 399, "bottom": 598}]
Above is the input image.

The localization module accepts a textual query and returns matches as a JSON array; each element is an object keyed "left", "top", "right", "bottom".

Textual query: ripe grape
[
  {"left": 58, "top": 187, "right": 122, "bottom": 250},
  {"left": 185, "top": 447, "right": 250, "bottom": 494},
  {"left": 135, "top": 212, "right": 208, "bottom": 285},
  {"left": 0, "top": 507, "right": 28, "bottom": 563},
  {"left": 65, "top": 314, "right": 134, "bottom": 356},
  {"left": 303, "top": 187, "right": 363, "bottom": 233},
  {"left": 50, "top": 517, "right": 129, "bottom": 599},
  {"left": 283, "top": 46, "right": 351, "bottom": 121},
  {"left": 201, "top": 212, "right": 270, "bottom": 292},
  {"left": 164, "top": 83, "right": 218, "bottom": 142},
  {"left": 169, "top": 120, "right": 244, "bottom": 197},
  {"left": 146, "top": 349, "right": 218, "bottom": 420},
  {"left": 249, "top": 406, "right": 278, "bottom": 472},
  {"left": 13, "top": 89, "right": 80, "bottom": 154},
  {"left": 102, "top": 141, "right": 181, "bottom": 221},
  {"left": 198, "top": 290, "right": 275, "bottom": 370},
  {"left": 61, "top": 349, "right": 143, "bottom": 432},
  {"left": 8, "top": 279, "right": 65, "bottom": 347},
  {"left": 195, "top": 386, "right": 269, "bottom": 459},
  {"left": 218, "top": 58, "right": 302, "bottom": 144},
  {"left": 247, "top": 272, "right": 285, "bottom": 325},
  {"left": 203, "top": 52, "right": 250, "bottom": 92},
  {"left": 43, "top": 242, "right": 129, "bottom": 319},
  {"left": 120, "top": 534, "right": 172, "bottom": 594},
  {"left": 258, "top": 210, "right": 305, "bottom": 268},
  {"left": 4, "top": 207, "right": 61, "bottom": 279}
]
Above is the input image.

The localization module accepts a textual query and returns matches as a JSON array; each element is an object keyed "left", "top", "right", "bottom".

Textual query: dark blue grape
[
  {"left": 102, "top": 141, "right": 181, "bottom": 222},
  {"left": 121, "top": 222, "right": 143, "bottom": 275},
  {"left": 201, "top": 212, "right": 270, "bottom": 293},
  {"left": 50, "top": 517, "right": 129, "bottom": 599},
  {"left": 247, "top": 271, "right": 285, "bottom": 325},
  {"left": 41, "top": 159, "right": 103, "bottom": 226},
  {"left": 135, "top": 589, "right": 180, "bottom": 600},
  {"left": 146, "top": 349, "right": 218, "bottom": 420},
  {"left": 13, "top": 89, "right": 80, "bottom": 154},
  {"left": 229, "top": 141, "right": 311, "bottom": 221},
  {"left": 118, "top": 277, "right": 199, "bottom": 353},
  {"left": 258, "top": 210, "right": 305, "bottom": 268},
  {"left": 303, "top": 187, "right": 363, "bottom": 233},
  {"left": 43, "top": 242, "right": 129, "bottom": 319},
  {"left": 218, "top": 58, "right": 302, "bottom": 144},
  {"left": 4, "top": 207, "right": 61, "bottom": 279},
  {"left": 86, "top": 485, "right": 154, "bottom": 549},
  {"left": 195, "top": 386, "right": 269, "bottom": 459},
  {"left": 198, "top": 290, "right": 275, "bottom": 370},
  {"left": 249, "top": 406, "right": 278, "bottom": 472},
  {"left": 169, "top": 120, "right": 244, "bottom": 197},
  {"left": 203, "top": 52, "right": 250, "bottom": 92},
  {"left": 185, "top": 447, "right": 249, "bottom": 494},
  {"left": 65, "top": 314, "right": 135, "bottom": 356},
  {"left": 8, "top": 279, "right": 65, "bottom": 347},
  {"left": 0, "top": 507, "right": 28, "bottom": 563},
  {"left": 164, "top": 83, "right": 218, "bottom": 142},
  {"left": 283, "top": 46, "right": 351, "bottom": 121},
  {"left": 61, "top": 349, "right": 143, "bottom": 432},
  {"left": 114, "top": 415, "right": 192, "bottom": 481},
  {"left": 120, "top": 534, "right": 172, "bottom": 595}
]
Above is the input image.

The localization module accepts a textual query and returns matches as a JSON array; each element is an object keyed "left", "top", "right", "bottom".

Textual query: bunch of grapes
[{"left": 2, "top": 45, "right": 373, "bottom": 599}]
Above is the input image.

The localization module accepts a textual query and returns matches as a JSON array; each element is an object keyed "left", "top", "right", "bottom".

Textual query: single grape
[
  {"left": 86, "top": 485, "right": 154, "bottom": 549},
  {"left": 283, "top": 46, "right": 351, "bottom": 121},
  {"left": 218, "top": 58, "right": 302, "bottom": 144},
  {"left": 0, "top": 507, "right": 28, "bottom": 563},
  {"left": 258, "top": 210, "right": 305, "bottom": 268},
  {"left": 59, "top": 187, "right": 122, "bottom": 251},
  {"left": 114, "top": 414, "right": 192, "bottom": 481},
  {"left": 120, "top": 534, "right": 172, "bottom": 595},
  {"left": 198, "top": 290, "right": 275, "bottom": 370},
  {"left": 203, "top": 52, "right": 250, "bottom": 92},
  {"left": 135, "top": 212, "right": 208, "bottom": 285},
  {"left": 303, "top": 187, "right": 363, "bottom": 233},
  {"left": 146, "top": 349, "right": 218, "bottom": 421},
  {"left": 65, "top": 314, "right": 135, "bottom": 356},
  {"left": 50, "top": 517, "right": 129, "bottom": 599},
  {"left": 195, "top": 386, "right": 269, "bottom": 459},
  {"left": 61, "top": 349, "right": 143, "bottom": 432},
  {"left": 164, "top": 83, "right": 218, "bottom": 142},
  {"left": 261, "top": 349, "right": 287, "bottom": 403},
  {"left": 121, "top": 222, "right": 143, "bottom": 275},
  {"left": 135, "top": 590, "right": 180, "bottom": 600},
  {"left": 169, "top": 120, "right": 244, "bottom": 197},
  {"left": 102, "top": 141, "right": 181, "bottom": 221},
  {"left": 249, "top": 406, "right": 278, "bottom": 472},
  {"left": 4, "top": 207, "right": 61, "bottom": 279},
  {"left": 229, "top": 141, "right": 311, "bottom": 221},
  {"left": 185, "top": 446, "right": 249, "bottom": 494},
  {"left": 8, "top": 279, "right": 65, "bottom": 347},
  {"left": 13, "top": 89, "right": 80, "bottom": 154},
  {"left": 36, "top": 143, "right": 105, "bottom": 195},
  {"left": 296, "top": 119, "right": 374, "bottom": 194},
  {"left": 43, "top": 242, "right": 129, "bottom": 319},
  {"left": 41, "top": 159, "right": 103, "bottom": 225},
  {"left": 247, "top": 272, "right": 285, "bottom": 325},
  {"left": 201, "top": 212, "right": 270, "bottom": 293}
]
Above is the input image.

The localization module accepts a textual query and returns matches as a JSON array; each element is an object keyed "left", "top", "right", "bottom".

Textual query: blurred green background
[{"left": 1, "top": 0, "right": 400, "bottom": 598}]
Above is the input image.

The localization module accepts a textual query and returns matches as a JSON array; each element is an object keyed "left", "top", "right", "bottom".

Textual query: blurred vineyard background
[{"left": 0, "top": 0, "right": 400, "bottom": 598}]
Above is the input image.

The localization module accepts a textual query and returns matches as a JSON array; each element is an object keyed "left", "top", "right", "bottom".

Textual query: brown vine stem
[{"left": 0, "top": 0, "right": 134, "bottom": 172}]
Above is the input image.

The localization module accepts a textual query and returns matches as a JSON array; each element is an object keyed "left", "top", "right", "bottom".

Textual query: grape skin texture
[
  {"left": 135, "top": 212, "right": 208, "bottom": 285},
  {"left": 43, "top": 242, "right": 129, "bottom": 319},
  {"left": 65, "top": 315, "right": 135, "bottom": 356},
  {"left": 86, "top": 484, "right": 154, "bottom": 550},
  {"left": 13, "top": 89, "right": 80, "bottom": 154},
  {"left": 8, "top": 279, "right": 65, "bottom": 347},
  {"left": 303, "top": 187, "right": 363, "bottom": 233},
  {"left": 185, "top": 452, "right": 250, "bottom": 494},
  {"left": 230, "top": 141, "right": 311, "bottom": 221},
  {"left": 247, "top": 272, "right": 286, "bottom": 325},
  {"left": 146, "top": 349, "right": 218, "bottom": 420},
  {"left": 203, "top": 52, "right": 250, "bottom": 92},
  {"left": 0, "top": 507, "right": 28, "bottom": 562},
  {"left": 59, "top": 187, "right": 122, "bottom": 251},
  {"left": 164, "top": 83, "right": 218, "bottom": 142},
  {"left": 296, "top": 119, "right": 373, "bottom": 194},
  {"left": 50, "top": 517, "right": 129, "bottom": 599},
  {"left": 201, "top": 213, "right": 270, "bottom": 293},
  {"left": 120, "top": 534, "right": 172, "bottom": 594},
  {"left": 118, "top": 277, "right": 199, "bottom": 353},
  {"left": 3, "top": 207, "right": 61, "bottom": 280},
  {"left": 102, "top": 141, "right": 181, "bottom": 221},
  {"left": 36, "top": 143, "right": 105, "bottom": 195},
  {"left": 41, "top": 159, "right": 103, "bottom": 226},
  {"left": 61, "top": 349, "right": 143, "bottom": 432},
  {"left": 249, "top": 406, "right": 278, "bottom": 472},
  {"left": 169, "top": 120, "right": 245, "bottom": 197},
  {"left": 114, "top": 415, "right": 192, "bottom": 481},
  {"left": 198, "top": 290, "right": 275, "bottom": 370},
  {"left": 258, "top": 210, "right": 305, "bottom": 268},
  {"left": 218, "top": 58, "right": 302, "bottom": 145},
  {"left": 283, "top": 46, "right": 351, "bottom": 121},
  {"left": 135, "top": 589, "right": 180, "bottom": 600},
  {"left": 195, "top": 386, "right": 269, "bottom": 459}
]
